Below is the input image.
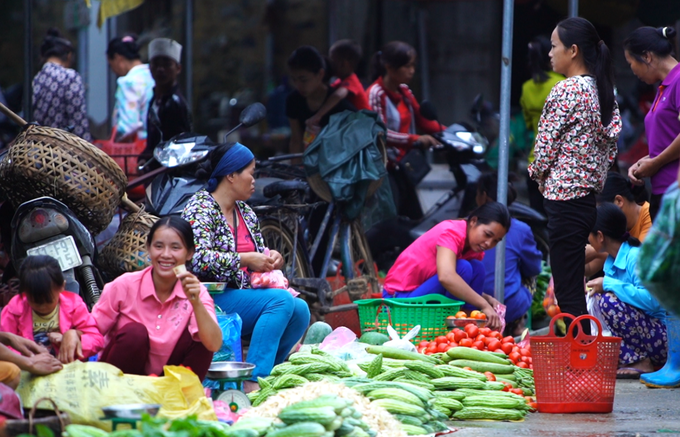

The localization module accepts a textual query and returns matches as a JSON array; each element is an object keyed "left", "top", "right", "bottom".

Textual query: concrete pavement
[{"left": 451, "top": 380, "right": 680, "bottom": 436}]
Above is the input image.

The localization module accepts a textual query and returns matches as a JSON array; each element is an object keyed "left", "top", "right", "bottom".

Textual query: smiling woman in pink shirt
[{"left": 92, "top": 216, "right": 222, "bottom": 379}]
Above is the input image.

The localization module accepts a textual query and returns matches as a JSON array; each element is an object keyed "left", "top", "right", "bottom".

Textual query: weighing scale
[{"left": 206, "top": 362, "right": 255, "bottom": 413}]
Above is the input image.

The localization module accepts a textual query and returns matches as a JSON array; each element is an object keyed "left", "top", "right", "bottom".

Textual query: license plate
[{"left": 27, "top": 236, "right": 82, "bottom": 271}]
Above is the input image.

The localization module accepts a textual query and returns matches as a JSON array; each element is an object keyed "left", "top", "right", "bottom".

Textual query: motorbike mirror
[
  {"left": 419, "top": 100, "right": 438, "bottom": 121},
  {"left": 239, "top": 102, "right": 267, "bottom": 127}
]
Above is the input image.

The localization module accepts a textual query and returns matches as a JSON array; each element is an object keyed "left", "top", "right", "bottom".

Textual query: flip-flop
[{"left": 616, "top": 367, "right": 647, "bottom": 379}]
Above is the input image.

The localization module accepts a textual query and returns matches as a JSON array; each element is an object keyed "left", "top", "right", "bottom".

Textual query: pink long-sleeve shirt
[
  {"left": 91, "top": 266, "right": 217, "bottom": 375},
  {"left": 1, "top": 291, "right": 104, "bottom": 359}
]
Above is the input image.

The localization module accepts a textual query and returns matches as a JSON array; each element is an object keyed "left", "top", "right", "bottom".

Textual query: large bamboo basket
[{"left": 0, "top": 124, "right": 128, "bottom": 235}]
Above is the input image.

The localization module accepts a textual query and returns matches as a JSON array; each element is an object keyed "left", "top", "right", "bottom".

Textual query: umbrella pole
[
  {"left": 23, "top": 0, "right": 33, "bottom": 121},
  {"left": 569, "top": 0, "right": 578, "bottom": 17},
  {"left": 494, "top": 0, "right": 514, "bottom": 305}
]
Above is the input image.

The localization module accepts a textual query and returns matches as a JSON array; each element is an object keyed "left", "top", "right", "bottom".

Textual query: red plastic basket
[{"left": 531, "top": 313, "right": 621, "bottom": 413}]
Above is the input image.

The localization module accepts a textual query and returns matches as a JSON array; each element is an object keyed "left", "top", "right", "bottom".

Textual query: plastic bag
[
  {"left": 319, "top": 327, "right": 357, "bottom": 352},
  {"left": 495, "top": 303, "right": 507, "bottom": 335},
  {"left": 213, "top": 312, "right": 243, "bottom": 362},
  {"left": 542, "top": 276, "right": 561, "bottom": 317},
  {"left": 586, "top": 293, "right": 612, "bottom": 337},
  {"left": 16, "top": 362, "right": 216, "bottom": 430},
  {"left": 637, "top": 182, "right": 680, "bottom": 316},
  {"left": 250, "top": 249, "right": 300, "bottom": 297},
  {"left": 382, "top": 325, "right": 419, "bottom": 353}
]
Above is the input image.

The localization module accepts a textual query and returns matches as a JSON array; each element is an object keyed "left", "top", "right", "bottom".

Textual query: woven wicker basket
[
  {"left": 307, "top": 134, "right": 387, "bottom": 202},
  {"left": 0, "top": 125, "right": 128, "bottom": 235},
  {"left": 99, "top": 207, "right": 159, "bottom": 280}
]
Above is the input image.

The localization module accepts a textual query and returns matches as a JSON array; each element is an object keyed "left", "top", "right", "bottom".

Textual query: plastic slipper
[{"left": 616, "top": 367, "right": 647, "bottom": 379}]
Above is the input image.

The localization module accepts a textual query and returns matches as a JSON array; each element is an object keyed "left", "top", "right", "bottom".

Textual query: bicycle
[{"left": 250, "top": 154, "right": 381, "bottom": 321}]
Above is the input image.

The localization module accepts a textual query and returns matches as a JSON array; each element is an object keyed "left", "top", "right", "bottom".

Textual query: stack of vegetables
[
  {"left": 249, "top": 344, "right": 536, "bottom": 432},
  {"left": 416, "top": 325, "right": 533, "bottom": 369}
]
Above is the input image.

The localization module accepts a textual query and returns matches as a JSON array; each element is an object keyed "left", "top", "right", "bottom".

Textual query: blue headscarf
[{"left": 207, "top": 143, "right": 255, "bottom": 192}]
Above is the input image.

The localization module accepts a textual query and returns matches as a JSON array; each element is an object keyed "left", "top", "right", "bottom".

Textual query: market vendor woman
[
  {"left": 92, "top": 216, "right": 222, "bottom": 380},
  {"left": 382, "top": 202, "right": 511, "bottom": 330}
]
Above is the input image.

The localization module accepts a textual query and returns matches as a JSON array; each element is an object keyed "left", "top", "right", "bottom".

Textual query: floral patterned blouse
[
  {"left": 32, "top": 62, "right": 91, "bottom": 141},
  {"left": 181, "top": 189, "right": 266, "bottom": 288},
  {"left": 528, "top": 75, "right": 621, "bottom": 201}
]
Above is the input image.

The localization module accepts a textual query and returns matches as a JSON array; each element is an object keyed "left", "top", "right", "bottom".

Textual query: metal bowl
[
  {"left": 206, "top": 361, "right": 255, "bottom": 380},
  {"left": 101, "top": 404, "right": 161, "bottom": 419},
  {"left": 446, "top": 317, "right": 487, "bottom": 329},
  {"left": 202, "top": 282, "right": 227, "bottom": 293}
]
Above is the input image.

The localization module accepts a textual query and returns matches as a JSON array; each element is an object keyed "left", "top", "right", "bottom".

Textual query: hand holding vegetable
[
  {"left": 585, "top": 277, "right": 604, "bottom": 296},
  {"left": 176, "top": 269, "right": 202, "bottom": 301}
]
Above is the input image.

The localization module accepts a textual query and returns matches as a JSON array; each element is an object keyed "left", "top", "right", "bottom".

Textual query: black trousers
[
  {"left": 650, "top": 193, "right": 663, "bottom": 222},
  {"left": 544, "top": 192, "right": 597, "bottom": 335}
]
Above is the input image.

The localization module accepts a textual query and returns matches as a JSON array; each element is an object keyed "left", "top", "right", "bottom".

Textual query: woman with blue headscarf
[{"left": 182, "top": 143, "right": 310, "bottom": 392}]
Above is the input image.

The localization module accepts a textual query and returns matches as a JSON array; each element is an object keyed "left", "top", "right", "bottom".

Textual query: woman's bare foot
[
  {"left": 618, "top": 357, "right": 655, "bottom": 377},
  {"left": 243, "top": 380, "right": 260, "bottom": 394}
]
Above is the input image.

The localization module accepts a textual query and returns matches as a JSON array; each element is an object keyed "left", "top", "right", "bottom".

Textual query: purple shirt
[{"left": 645, "top": 62, "right": 680, "bottom": 194}]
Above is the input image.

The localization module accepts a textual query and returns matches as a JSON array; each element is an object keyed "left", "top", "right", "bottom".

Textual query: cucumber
[
  {"left": 446, "top": 347, "right": 513, "bottom": 365},
  {"left": 365, "top": 346, "right": 440, "bottom": 364},
  {"left": 278, "top": 406, "right": 337, "bottom": 426},
  {"left": 449, "top": 359, "right": 516, "bottom": 374},
  {"left": 303, "top": 321, "right": 333, "bottom": 344},
  {"left": 453, "top": 406, "right": 525, "bottom": 421},
  {"left": 265, "top": 422, "right": 327, "bottom": 437}
]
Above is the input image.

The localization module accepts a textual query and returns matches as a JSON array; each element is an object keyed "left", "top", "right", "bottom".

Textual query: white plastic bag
[
  {"left": 586, "top": 293, "right": 611, "bottom": 336},
  {"left": 382, "top": 325, "right": 420, "bottom": 353}
]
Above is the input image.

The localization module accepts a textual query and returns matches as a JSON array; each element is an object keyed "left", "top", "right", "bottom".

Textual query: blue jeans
[
  {"left": 213, "top": 288, "right": 310, "bottom": 379},
  {"left": 384, "top": 259, "right": 485, "bottom": 310}
]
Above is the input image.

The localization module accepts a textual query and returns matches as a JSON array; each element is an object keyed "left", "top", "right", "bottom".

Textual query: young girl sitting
[
  {"left": 586, "top": 203, "right": 668, "bottom": 378},
  {"left": 0, "top": 255, "right": 104, "bottom": 364}
]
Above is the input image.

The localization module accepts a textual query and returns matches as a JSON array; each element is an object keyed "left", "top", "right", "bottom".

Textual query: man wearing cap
[{"left": 143, "top": 37, "right": 192, "bottom": 161}]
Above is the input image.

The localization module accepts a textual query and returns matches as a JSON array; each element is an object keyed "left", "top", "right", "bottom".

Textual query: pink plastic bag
[{"left": 250, "top": 248, "right": 299, "bottom": 297}]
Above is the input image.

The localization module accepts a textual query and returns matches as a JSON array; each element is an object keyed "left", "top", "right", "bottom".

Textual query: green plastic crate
[{"left": 356, "top": 294, "right": 464, "bottom": 343}]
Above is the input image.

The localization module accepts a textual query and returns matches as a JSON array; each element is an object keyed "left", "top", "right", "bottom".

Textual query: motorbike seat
[{"left": 263, "top": 180, "right": 309, "bottom": 198}]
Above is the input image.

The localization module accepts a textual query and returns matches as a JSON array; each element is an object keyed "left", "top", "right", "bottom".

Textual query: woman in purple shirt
[{"left": 625, "top": 26, "right": 680, "bottom": 220}]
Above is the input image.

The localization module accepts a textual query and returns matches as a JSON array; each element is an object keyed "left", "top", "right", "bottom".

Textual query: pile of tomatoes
[{"left": 417, "top": 323, "right": 533, "bottom": 369}]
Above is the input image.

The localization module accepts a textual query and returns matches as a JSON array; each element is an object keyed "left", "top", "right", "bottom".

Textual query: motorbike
[
  {"left": 367, "top": 99, "right": 549, "bottom": 271},
  {"left": 138, "top": 102, "right": 268, "bottom": 216},
  {"left": 10, "top": 196, "right": 103, "bottom": 308}
]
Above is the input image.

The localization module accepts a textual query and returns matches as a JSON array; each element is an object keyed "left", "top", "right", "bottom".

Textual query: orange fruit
[
  {"left": 543, "top": 297, "right": 553, "bottom": 308},
  {"left": 470, "top": 310, "right": 481, "bottom": 318},
  {"left": 455, "top": 311, "right": 468, "bottom": 319},
  {"left": 547, "top": 304, "right": 561, "bottom": 318}
]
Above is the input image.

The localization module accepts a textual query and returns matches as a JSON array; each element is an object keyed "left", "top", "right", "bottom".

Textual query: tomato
[
  {"left": 528, "top": 401, "right": 538, "bottom": 412},
  {"left": 500, "top": 342, "right": 514, "bottom": 355},
  {"left": 418, "top": 341, "right": 429, "bottom": 348},
  {"left": 543, "top": 297, "right": 553, "bottom": 308},
  {"left": 470, "top": 310, "right": 481, "bottom": 318},
  {"left": 482, "top": 336, "right": 494, "bottom": 346},
  {"left": 529, "top": 364, "right": 533, "bottom": 370},
  {"left": 517, "top": 361, "right": 529, "bottom": 369},
  {"left": 427, "top": 343, "right": 438, "bottom": 353},
  {"left": 459, "top": 338, "right": 473, "bottom": 347},
  {"left": 512, "top": 346, "right": 520, "bottom": 353},
  {"left": 446, "top": 332, "right": 457, "bottom": 343},
  {"left": 501, "top": 384, "right": 510, "bottom": 392},
  {"left": 436, "top": 336, "right": 449, "bottom": 344},
  {"left": 510, "top": 388, "right": 524, "bottom": 396},
  {"left": 453, "top": 330, "right": 467, "bottom": 343},
  {"left": 464, "top": 324, "right": 479, "bottom": 338},
  {"left": 502, "top": 336, "right": 515, "bottom": 344},
  {"left": 437, "top": 343, "right": 450, "bottom": 353},
  {"left": 487, "top": 339, "right": 501, "bottom": 351},
  {"left": 524, "top": 344, "right": 531, "bottom": 354},
  {"left": 509, "top": 351, "right": 521, "bottom": 363},
  {"left": 417, "top": 347, "right": 426, "bottom": 354},
  {"left": 519, "top": 348, "right": 531, "bottom": 357},
  {"left": 484, "top": 371, "right": 496, "bottom": 382},
  {"left": 479, "top": 327, "right": 492, "bottom": 336},
  {"left": 472, "top": 341, "right": 485, "bottom": 350},
  {"left": 447, "top": 343, "right": 457, "bottom": 350},
  {"left": 475, "top": 334, "right": 486, "bottom": 342},
  {"left": 489, "top": 331, "right": 502, "bottom": 340},
  {"left": 455, "top": 311, "right": 468, "bottom": 319},
  {"left": 424, "top": 351, "right": 433, "bottom": 355},
  {"left": 475, "top": 312, "right": 487, "bottom": 320},
  {"left": 520, "top": 355, "right": 531, "bottom": 364},
  {"left": 547, "top": 304, "right": 561, "bottom": 318}
]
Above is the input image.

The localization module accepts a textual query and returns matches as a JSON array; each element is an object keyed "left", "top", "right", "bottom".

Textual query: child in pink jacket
[{"left": 1, "top": 256, "right": 103, "bottom": 363}]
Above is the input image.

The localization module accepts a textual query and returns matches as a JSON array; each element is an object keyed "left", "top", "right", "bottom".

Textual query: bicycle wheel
[
  {"left": 340, "top": 219, "right": 381, "bottom": 299},
  {"left": 259, "top": 218, "right": 312, "bottom": 279}
]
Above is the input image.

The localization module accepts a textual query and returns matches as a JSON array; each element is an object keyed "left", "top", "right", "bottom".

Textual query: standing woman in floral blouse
[
  {"left": 33, "top": 28, "right": 91, "bottom": 141},
  {"left": 182, "top": 143, "right": 310, "bottom": 391},
  {"left": 528, "top": 17, "right": 622, "bottom": 332}
]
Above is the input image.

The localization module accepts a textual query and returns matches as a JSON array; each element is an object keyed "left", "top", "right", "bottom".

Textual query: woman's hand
[
  {"left": 58, "top": 330, "right": 83, "bottom": 364},
  {"left": 48, "top": 332, "right": 63, "bottom": 346},
  {"left": 481, "top": 305, "right": 502, "bottom": 331},
  {"left": 586, "top": 277, "right": 604, "bottom": 296},
  {"left": 176, "top": 270, "right": 202, "bottom": 301},
  {"left": 269, "top": 250, "right": 285, "bottom": 270},
  {"left": 628, "top": 156, "right": 650, "bottom": 186},
  {"left": 242, "top": 252, "right": 276, "bottom": 272},
  {"left": 1, "top": 332, "right": 49, "bottom": 357},
  {"left": 416, "top": 135, "right": 441, "bottom": 148}
]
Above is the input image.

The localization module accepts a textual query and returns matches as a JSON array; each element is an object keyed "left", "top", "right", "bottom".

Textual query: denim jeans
[{"left": 213, "top": 288, "right": 310, "bottom": 379}]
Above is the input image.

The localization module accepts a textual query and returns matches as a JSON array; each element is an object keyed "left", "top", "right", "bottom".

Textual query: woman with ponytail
[
  {"left": 33, "top": 28, "right": 91, "bottom": 141},
  {"left": 181, "top": 143, "right": 310, "bottom": 389},
  {"left": 106, "top": 35, "right": 154, "bottom": 141},
  {"left": 625, "top": 26, "right": 680, "bottom": 220},
  {"left": 586, "top": 203, "right": 667, "bottom": 379},
  {"left": 528, "top": 17, "right": 622, "bottom": 334}
]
